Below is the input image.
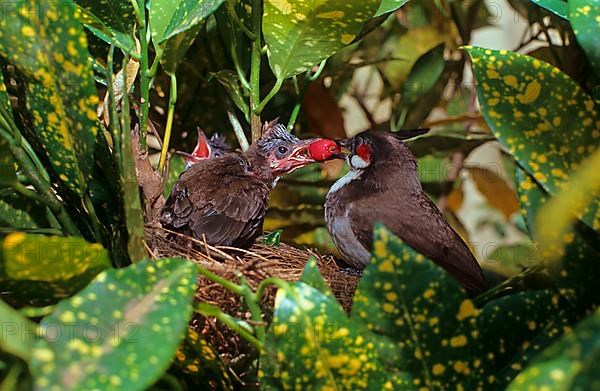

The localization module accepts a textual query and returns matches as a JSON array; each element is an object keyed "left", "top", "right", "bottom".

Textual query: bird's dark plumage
[
  {"left": 326, "top": 130, "right": 487, "bottom": 295},
  {"left": 161, "top": 154, "right": 270, "bottom": 247},
  {"left": 162, "top": 120, "right": 325, "bottom": 248}
]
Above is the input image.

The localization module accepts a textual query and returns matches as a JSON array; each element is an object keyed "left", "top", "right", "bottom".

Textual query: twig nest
[{"left": 145, "top": 226, "right": 359, "bottom": 362}]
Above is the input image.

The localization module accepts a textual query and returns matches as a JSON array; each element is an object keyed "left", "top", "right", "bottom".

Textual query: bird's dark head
[
  {"left": 180, "top": 128, "right": 231, "bottom": 168},
  {"left": 246, "top": 119, "right": 326, "bottom": 182},
  {"left": 339, "top": 129, "right": 429, "bottom": 172}
]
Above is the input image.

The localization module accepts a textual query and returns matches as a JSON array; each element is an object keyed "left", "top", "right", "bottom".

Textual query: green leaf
[
  {"left": 299, "top": 256, "right": 332, "bottom": 295},
  {"left": 0, "top": 0, "right": 101, "bottom": 196},
  {"left": 0, "top": 233, "right": 111, "bottom": 306},
  {"left": 263, "top": 229, "right": 283, "bottom": 247},
  {"left": 486, "top": 242, "right": 541, "bottom": 275},
  {"left": 159, "top": 23, "right": 203, "bottom": 75},
  {"left": 530, "top": 0, "right": 568, "bottom": 19},
  {"left": 375, "top": 0, "right": 410, "bottom": 17},
  {"left": 0, "top": 193, "right": 54, "bottom": 230},
  {"left": 29, "top": 258, "right": 198, "bottom": 390},
  {"left": 535, "top": 149, "right": 600, "bottom": 262},
  {"left": 0, "top": 299, "right": 37, "bottom": 362},
  {"left": 263, "top": 0, "right": 380, "bottom": 79},
  {"left": 352, "top": 225, "right": 483, "bottom": 389},
  {"left": 262, "top": 281, "right": 407, "bottom": 389},
  {"left": 476, "top": 290, "right": 569, "bottom": 387},
  {"left": 150, "top": 0, "right": 225, "bottom": 44},
  {"left": 210, "top": 70, "right": 250, "bottom": 120},
  {"left": 507, "top": 308, "right": 600, "bottom": 390},
  {"left": 75, "top": 0, "right": 136, "bottom": 53},
  {"left": 464, "top": 46, "right": 599, "bottom": 230},
  {"left": 515, "top": 167, "right": 600, "bottom": 312},
  {"left": 402, "top": 43, "right": 445, "bottom": 107},
  {"left": 569, "top": 0, "right": 600, "bottom": 75},
  {"left": 168, "top": 327, "right": 233, "bottom": 390}
]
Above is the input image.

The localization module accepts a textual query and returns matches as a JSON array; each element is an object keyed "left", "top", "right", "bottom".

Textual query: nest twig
[{"left": 145, "top": 225, "right": 360, "bottom": 366}]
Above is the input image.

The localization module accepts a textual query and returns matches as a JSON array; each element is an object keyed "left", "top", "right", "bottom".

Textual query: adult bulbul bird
[
  {"left": 161, "top": 120, "right": 340, "bottom": 248},
  {"left": 325, "top": 130, "right": 487, "bottom": 295},
  {"left": 178, "top": 128, "right": 230, "bottom": 169}
]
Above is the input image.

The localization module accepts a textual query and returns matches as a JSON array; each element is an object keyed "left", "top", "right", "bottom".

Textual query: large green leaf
[
  {"left": 0, "top": 193, "right": 55, "bottom": 230},
  {"left": 261, "top": 281, "right": 408, "bottom": 389},
  {"left": 516, "top": 167, "right": 600, "bottom": 312},
  {"left": 351, "top": 225, "right": 483, "bottom": 389},
  {"left": 530, "top": 0, "right": 568, "bottom": 19},
  {"left": 0, "top": 0, "right": 101, "bottom": 196},
  {"left": 465, "top": 46, "right": 599, "bottom": 230},
  {"left": 476, "top": 290, "right": 571, "bottom": 387},
  {"left": 75, "top": 0, "right": 136, "bottom": 53},
  {"left": 151, "top": 0, "right": 225, "bottom": 44},
  {"left": 535, "top": 149, "right": 600, "bottom": 260},
  {"left": 569, "top": 0, "right": 600, "bottom": 75},
  {"left": 0, "top": 233, "right": 111, "bottom": 306},
  {"left": 375, "top": 0, "right": 410, "bottom": 17},
  {"left": 402, "top": 43, "right": 445, "bottom": 107},
  {"left": 507, "top": 308, "right": 600, "bottom": 390},
  {"left": 151, "top": 0, "right": 224, "bottom": 73},
  {"left": 263, "top": 0, "right": 380, "bottom": 79},
  {"left": 29, "top": 258, "right": 198, "bottom": 390}
]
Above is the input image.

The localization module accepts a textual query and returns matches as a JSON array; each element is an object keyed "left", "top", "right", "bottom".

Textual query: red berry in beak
[{"left": 308, "top": 139, "right": 342, "bottom": 161}]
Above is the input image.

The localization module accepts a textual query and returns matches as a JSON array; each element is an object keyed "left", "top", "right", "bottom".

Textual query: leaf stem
[
  {"left": 228, "top": 111, "right": 250, "bottom": 151},
  {"left": 256, "top": 277, "right": 292, "bottom": 301},
  {"left": 195, "top": 265, "right": 245, "bottom": 296},
  {"left": 137, "top": 0, "right": 150, "bottom": 152},
  {"left": 195, "top": 302, "right": 263, "bottom": 350},
  {"left": 250, "top": 0, "right": 263, "bottom": 142},
  {"left": 287, "top": 59, "right": 327, "bottom": 131},
  {"left": 231, "top": 41, "right": 251, "bottom": 93},
  {"left": 256, "top": 77, "right": 283, "bottom": 113},
  {"left": 226, "top": 1, "right": 256, "bottom": 40},
  {"left": 158, "top": 73, "right": 177, "bottom": 173}
]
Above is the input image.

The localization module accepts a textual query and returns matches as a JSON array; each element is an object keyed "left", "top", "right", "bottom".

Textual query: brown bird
[
  {"left": 161, "top": 120, "right": 339, "bottom": 248},
  {"left": 325, "top": 130, "right": 487, "bottom": 295}
]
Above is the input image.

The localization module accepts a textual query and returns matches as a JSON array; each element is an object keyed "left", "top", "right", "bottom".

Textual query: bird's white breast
[{"left": 327, "top": 169, "right": 361, "bottom": 197}]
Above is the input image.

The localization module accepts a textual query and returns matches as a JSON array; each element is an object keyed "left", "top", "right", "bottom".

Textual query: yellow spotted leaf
[
  {"left": 263, "top": 0, "right": 380, "bottom": 78},
  {"left": 464, "top": 46, "right": 599, "bottom": 230},
  {"left": 169, "top": 327, "right": 233, "bottom": 390},
  {"left": 0, "top": 0, "right": 101, "bottom": 195},
  {"left": 515, "top": 167, "right": 600, "bottom": 312},
  {"left": 29, "top": 258, "right": 198, "bottom": 390},
  {"left": 262, "top": 281, "right": 410, "bottom": 389},
  {"left": 507, "top": 307, "right": 600, "bottom": 390},
  {"left": 351, "top": 225, "right": 483, "bottom": 389},
  {"left": 0, "top": 233, "right": 111, "bottom": 306},
  {"left": 569, "top": 0, "right": 600, "bottom": 75}
]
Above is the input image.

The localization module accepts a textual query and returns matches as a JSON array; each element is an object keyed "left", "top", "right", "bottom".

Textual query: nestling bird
[
  {"left": 325, "top": 130, "right": 487, "bottom": 295},
  {"left": 178, "top": 128, "right": 230, "bottom": 169},
  {"left": 161, "top": 120, "right": 340, "bottom": 248}
]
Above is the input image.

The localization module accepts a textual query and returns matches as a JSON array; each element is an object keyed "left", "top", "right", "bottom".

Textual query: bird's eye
[
  {"left": 214, "top": 153, "right": 221, "bottom": 157},
  {"left": 277, "top": 146, "right": 288, "bottom": 154}
]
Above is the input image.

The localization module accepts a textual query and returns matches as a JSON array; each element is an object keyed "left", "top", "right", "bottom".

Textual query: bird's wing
[
  {"left": 161, "top": 161, "right": 270, "bottom": 247},
  {"left": 347, "top": 192, "right": 486, "bottom": 294}
]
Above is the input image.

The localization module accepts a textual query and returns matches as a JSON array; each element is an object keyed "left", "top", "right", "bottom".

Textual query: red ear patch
[{"left": 356, "top": 143, "right": 372, "bottom": 162}]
